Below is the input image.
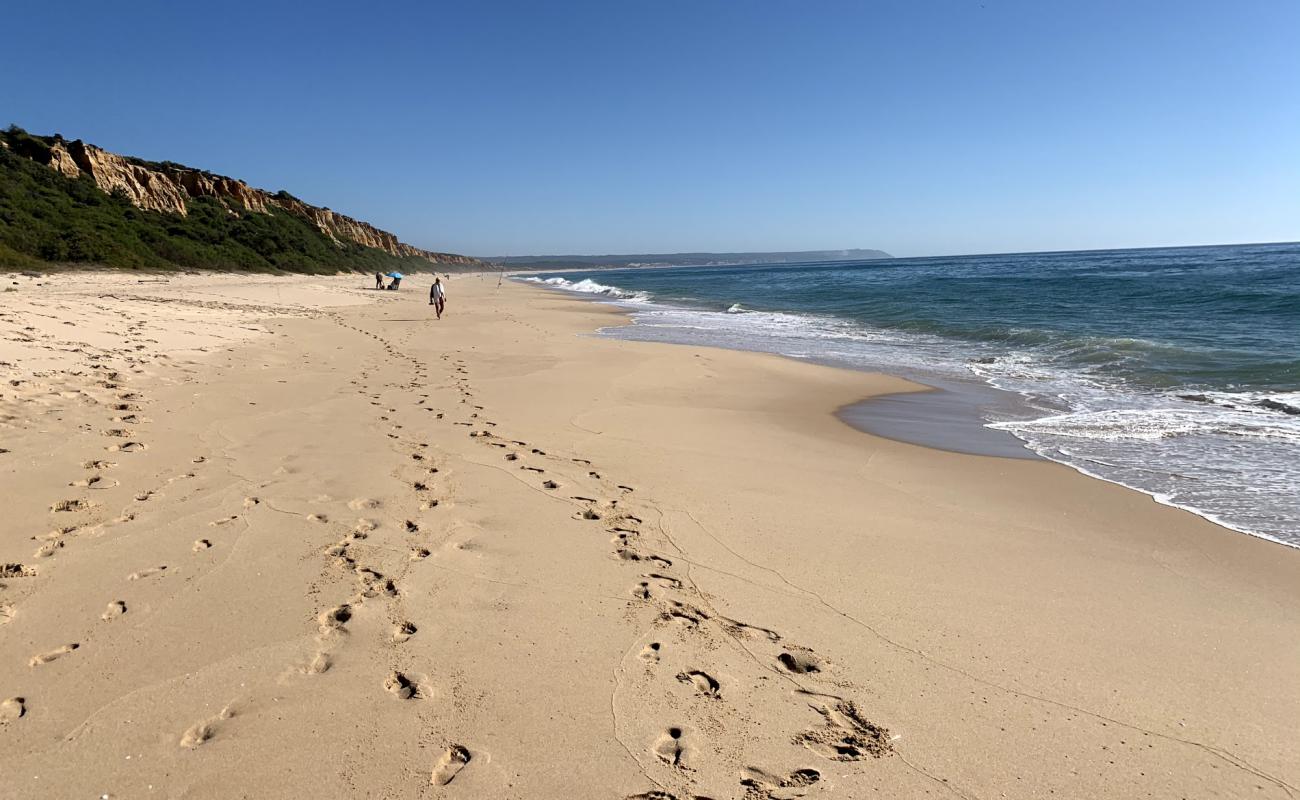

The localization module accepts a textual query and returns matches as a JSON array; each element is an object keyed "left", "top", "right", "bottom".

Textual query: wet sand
[
  {"left": 0, "top": 271, "right": 1296, "bottom": 799},
  {"left": 837, "top": 378, "right": 1042, "bottom": 460}
]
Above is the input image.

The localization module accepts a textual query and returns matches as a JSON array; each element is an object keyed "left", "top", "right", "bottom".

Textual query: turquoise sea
[{"left": 523, "top": 242, "right": 1300, "bottom": 547}]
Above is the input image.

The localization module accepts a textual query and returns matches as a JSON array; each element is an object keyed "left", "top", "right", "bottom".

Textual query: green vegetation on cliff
[{"left": 0, "top": 127, "right": 450, "bottom": 273}]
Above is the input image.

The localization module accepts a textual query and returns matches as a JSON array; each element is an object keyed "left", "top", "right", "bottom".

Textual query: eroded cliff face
[{"left": 41, "top": 139, "right": 481, "bottom": 267}]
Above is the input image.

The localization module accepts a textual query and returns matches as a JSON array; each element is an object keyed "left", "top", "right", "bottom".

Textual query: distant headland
[{"left": 493, "top": 249, "right": 892, "bottom": 270}]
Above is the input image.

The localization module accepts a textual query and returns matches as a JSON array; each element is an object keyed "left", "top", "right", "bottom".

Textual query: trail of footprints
[
  {"left": 6, "top": 335, "right": 288, "bottom": 743},
  {"left": 432, "top": 348, "right": 895, "bottom": 798},
  {"left": 4, "top": 304, "right": 404, "bottom": 744},
  {"left": 300, "top": 319, "right": 480, "bottom": 784},
  {"left": 11, "top": 364, "right": 234, "bottom": 706},
  {"left": 4, "top": 316, "right": 893, "bottom": 789}
]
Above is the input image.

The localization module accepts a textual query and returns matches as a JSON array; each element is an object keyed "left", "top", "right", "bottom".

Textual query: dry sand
[{"left": 0, "top": 271, "right": 1296, "bottom": 799}]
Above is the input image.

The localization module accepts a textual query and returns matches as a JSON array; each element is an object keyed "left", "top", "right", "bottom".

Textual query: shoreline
[
  {"left": 1, "top": 272, "right": 1296, "bottom": 798},
  {"left": 522, "top": 275, "right": 1300, "bottom": 550}
]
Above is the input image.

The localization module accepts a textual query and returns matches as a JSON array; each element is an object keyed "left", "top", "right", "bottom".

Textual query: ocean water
[{"left": 520, "top": 242, "right": 1300, "bottom": 548}]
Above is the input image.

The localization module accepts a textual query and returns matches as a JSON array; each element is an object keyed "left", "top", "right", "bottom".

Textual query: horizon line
[{"left": 478, "top": 239, "right": 1299, "bottom": 264}]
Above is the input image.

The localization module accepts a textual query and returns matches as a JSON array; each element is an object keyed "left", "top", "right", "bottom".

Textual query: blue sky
[{"left": 3, "top": 0, "right": 1297, "bottom": 257}]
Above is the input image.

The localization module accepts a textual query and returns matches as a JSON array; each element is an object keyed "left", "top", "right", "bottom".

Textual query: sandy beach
[{"left": 0, "top": 271, "right": 1296, "bottom": 800}]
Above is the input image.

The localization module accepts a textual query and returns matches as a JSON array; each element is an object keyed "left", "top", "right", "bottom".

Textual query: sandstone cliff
[{"left": 31, "top": 136, "right": 482, "bottom": 269}]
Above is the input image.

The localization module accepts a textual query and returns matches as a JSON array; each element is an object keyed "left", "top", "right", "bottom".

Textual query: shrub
[{"left": 0, "top": 136, "right": 435, "bottom": 274}]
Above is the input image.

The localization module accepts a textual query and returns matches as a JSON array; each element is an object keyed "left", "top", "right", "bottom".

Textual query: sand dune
[{"left": 0, "top": 271, "right": 1296, "bottom": 798}]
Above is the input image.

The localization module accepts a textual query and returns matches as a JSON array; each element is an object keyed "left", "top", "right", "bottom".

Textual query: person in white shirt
[{"left": 429, "top": 276, "right": 446, "bottom": 319}]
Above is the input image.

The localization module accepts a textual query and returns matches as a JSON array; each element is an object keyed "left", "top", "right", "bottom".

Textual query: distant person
[
  {"left": 430, "top": 276, "right": 446, "bottom": 319},
  {"left": 374, "top": 272, "right": 383, "bottom": 290}
]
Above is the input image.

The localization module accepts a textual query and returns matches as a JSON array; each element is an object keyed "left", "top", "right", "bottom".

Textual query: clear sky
[{"left": 3, "top": 0, "right": 1297, "bottom": 258}]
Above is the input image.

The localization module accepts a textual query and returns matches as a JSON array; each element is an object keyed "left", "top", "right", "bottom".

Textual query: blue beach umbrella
[{"left": 387, "top": 272, "right": 404, "bottom": 279}]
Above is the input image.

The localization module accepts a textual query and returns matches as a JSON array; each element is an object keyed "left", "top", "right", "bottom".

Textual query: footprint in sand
[
  {"left": 33, "top": 540, "right": 64, "bottom": 558},
  {"left": 777, "top": 651, "right": 822, "bottom": 674},
  {"left": 2, "top": 564, "right": 38, "bottom": 578},
  {"left": 542, "top": 480, "right": 559, "bottom": 490},
  {"left": 29, "top": 643, "right": 79, "bottom": 666},
  {"left": 652, "top": 727, "right": 689, "bottom": 768},
  {"left": 410, "top": 547, "right": 431, "bottom": 560},
  {"left": 318, "top": 604, "right": 353, "bottom": 635},
  {"left": 660, "top": 601, "right": 708, "bottom": 627},
  {"left": 393, "top": 621, "right": 418, "bottom": 643},
  {"left": 384, "top": 671, "right": 417, "bottom": 699},
  {"left": 0, "top": 603, "right": 15, "bottom": 625},
  {"left": 676, "top": 670, "right": 721, "bottom": 699},
  {"left": 794, "top": 699, "right": 893, "bottom": 761},
  {"left": 639, "top": 642, "right": 663, "bottom": 662},
  {"left": 193, "top": 539, "right": 213, "bottom": 551},
  {"left": 644, "top": 573, "right": 683, "bottom": 590},
  {"left": 302, "top": 652, "right": 332, "bottom": 674},
  {"left": 243, "top": 496, "right": 260, "bottom": 508},
  {"left": 101, "top": 600, "right": 127, "bottom": 620},
  {"left": 348, "top": 498, "right": 380, "bottom": 511},
  {"left": 50, "top": 499, "right": 89, "bottom": 513},
  {"left": 108, "top": 441, "right": 146, "bottom": 453},
  {"left": 616, "top": 550, "right": 674, "bottom": 570},
  {"left": 740, "top": 767, "right": 822, "bottom": 798},
  {"left": 719, "top": 617, "right": 783, "bottom": 643},
  {"left": 128, "top": 565, "right": 167, "bottom": 581},
  {"left": 430, "top": 745, "right": 471, "bottom": 786},
  {"left": 307, "top": 513, "right": 329, "bottom": 523},
  {"left": 0, "top": 697, "right": 25, "bottom": 723},
  {"left": 180, "top": 705, "right": 235, "bottom": 748}
]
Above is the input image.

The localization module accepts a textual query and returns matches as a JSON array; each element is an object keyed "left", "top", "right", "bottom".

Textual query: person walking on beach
[
  {"left": 374, "top": 272, "right": 384, "bottom": 290},
  {"left": 430, "top": 276, "right": 446, "bottom": 319}
]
